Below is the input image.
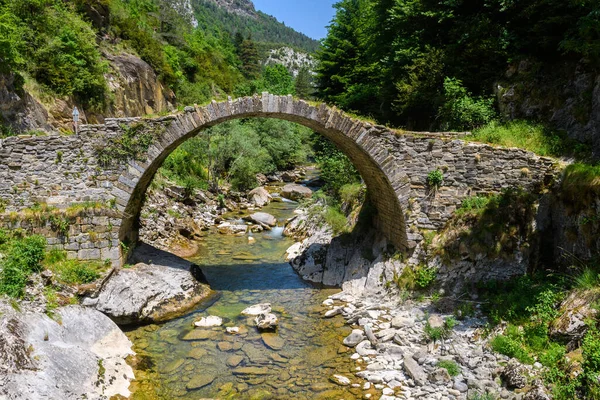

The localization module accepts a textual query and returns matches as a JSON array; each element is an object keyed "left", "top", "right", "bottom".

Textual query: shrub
[
  {"left": 438, "top": 77, "right": 496, "bottom": 131},
  {"left": 438, "top": 360, "right": 460, "bottom": 377},
  {"left": 44, "top": 251, "right": 101, "bottom": 284},
  {"left": 426, "top": 169, "right": 444, "bottom": 189},
  {"left": 414, "top": 264, "right": 437, "bottom": 288},
  {"left": 490, "top": 334, "right": 533, "bottom": 364},
  {"left": 0, "top": 235, "right": 47, "bottom": 298},
  {"left": 324, "top": 206, "right": 348, "bottom": 234}
]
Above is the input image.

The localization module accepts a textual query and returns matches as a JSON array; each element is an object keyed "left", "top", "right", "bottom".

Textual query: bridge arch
[{"left": 113, "top": 93, "right": 410, "bottom": 251}]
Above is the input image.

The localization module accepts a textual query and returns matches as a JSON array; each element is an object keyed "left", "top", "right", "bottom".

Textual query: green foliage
[
  {"left": 0, "top": 234, "right": 47, "bottom": 298},
  {"left": 490, "top": 327, "right": 535, "bottom": 364},
  {"left": 437, "top": 360, "right": 460, "bottom": 377},
  {"left": 471, "top": 120, "right": 586, "bottom": 157},
  {"left": 316, "top": 0, "right": 599, "bottom": 132},
  {"left": 159, "top": 119, "right": 313, "bottom": 192},
  {"left": 426, "top": 169, "right": 444, "bottom": 189},
  {"left": 313, "top": 135, "right": 361, "bottom": 201},
  {"left": 260, "top": 64, "right": 294, "bottom": 95},
  {"left": 438, "top": 78, "right": 496, "bottom": 131},
  {"left": 414, "top": 265, "right": 437, "bottom": 289},
  {"left": 294, "top": 66, "right": 314, "bottom": 99},
  {"left": 424, "top": 317, "right": 457, "bottom": 343},
  {"left": 194, "top": 0, "right": 319, "bottom": 53},
  {"left": 0, "top": 0, "right": 108, "bottom": 106},
  {"left": 457, "top": 195, "right": 493, "bottom": 216},
  {"left": 50, "top": 257, "right": 101, "bottom": 284},
  {"left": 96, "top": 123, "right": 158, "bottom": 167},
  {"left": 561, "top": 163, "right": 600, "bottom": 205},
  {"left": 574, "top": 268, "right": 600, "bottom": 290},
  {"left": 324, "top": 206, "right": 349, "bottom": 234},
  {"left": 582, "top": 328, "right": 600, "bottom": 397}
]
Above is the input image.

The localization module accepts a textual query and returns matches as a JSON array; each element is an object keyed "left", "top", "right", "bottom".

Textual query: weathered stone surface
[
  {"left": 261, "top": 333, "right": 285, "bottom": 350},
  {"left": 182, "top": 330, "right": 218, "bottom": 341},
  {"left": 343, "top": 329, "right": 365, "bottom": 347},
  {"left": 217, "top": 223, "right": 248, "bottom": 235},
  {"left": 226, "top": 355, "right": 244, "bottom": 367},
  {"left": 0, "top": 304, "right": 134, "bottom": 399},
  {"left": 255, "top": 313, "right": 278, "bottom": 331},
  {"left": 241, "top": 303, "right": 271, "bottom": 316},
  {"left": 248, "top": 187, "right": 272, "bottom": 207},
  {"left": 550, "top": 290, "right": 598, "bottom": 345},
  {"left": 281, "top": 184, "right": 313, "bottom": 201},
  {"left": 501, "top": 359, "right": 528, "bottom": 389},
  {"left": 232, "top": 367, "right": 269, "bottom": 376},
  {"left": 244, "top": 212, "right": 277, "bottom": 227},
  {"left": 194, "top": 315, "right": 223, "bottom": 328},
  {"left": 329, "top": 374, "right": 351, "bottom": 386},
  {"left": 403, "top": 354, "right": 427, "bottom": 386},
  {"left": 82, "top": 260, "right": 211, "bottom": 325}
]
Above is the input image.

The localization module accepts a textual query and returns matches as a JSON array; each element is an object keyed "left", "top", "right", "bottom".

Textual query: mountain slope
[{"left": 193, "top": 0, "right": 320, "bottom": 53}]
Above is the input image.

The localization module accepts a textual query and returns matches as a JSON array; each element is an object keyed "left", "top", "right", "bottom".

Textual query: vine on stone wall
[{"left": 96, "top": 123, "right": 164, "bottom": 167}]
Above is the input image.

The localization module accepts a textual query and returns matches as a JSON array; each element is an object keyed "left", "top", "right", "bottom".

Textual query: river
[{"left": 125, "top": 182, "right": 363, "bottom": 399}]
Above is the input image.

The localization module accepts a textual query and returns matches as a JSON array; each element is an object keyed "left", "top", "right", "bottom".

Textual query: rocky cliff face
[
  {"left": 0, "top": 74, "right": 54, "bottom": 134},
  {"left": 497, "top": 61, "right": 600, "bottom": 159},
  {"left": 0, "top": 52, "right": 175, "bottom": 134},
  {"left": 101, "top": 53, "right": 176, "bottom": 122},
  {"left": 264, "top": 47, "right": 314, "bottom": 77},
  {"left": 204, "top": 0, "right": 257, "bottom": 18}
]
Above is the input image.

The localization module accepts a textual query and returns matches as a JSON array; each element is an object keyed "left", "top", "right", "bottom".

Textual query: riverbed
[{"left": 126, "top": 192, "right": 363, "bottom": 399}]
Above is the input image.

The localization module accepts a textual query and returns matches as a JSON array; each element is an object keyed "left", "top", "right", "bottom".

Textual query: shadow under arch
[{"left": 114, "top": 94, "right": 409, "bottom": 254}]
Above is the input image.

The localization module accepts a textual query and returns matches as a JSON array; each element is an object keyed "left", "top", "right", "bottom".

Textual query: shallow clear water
[{"left": 126, "top": 190, "right": 362, "bottom": 399}]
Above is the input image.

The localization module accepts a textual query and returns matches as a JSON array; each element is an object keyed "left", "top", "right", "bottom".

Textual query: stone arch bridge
[{"left": 0, "top": 93, "right": 556, "bottom": 266}]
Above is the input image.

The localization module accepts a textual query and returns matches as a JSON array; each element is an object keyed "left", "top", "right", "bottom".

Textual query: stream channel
[{"left": 126, "top": 179, "right": 362, "bottom": 399}]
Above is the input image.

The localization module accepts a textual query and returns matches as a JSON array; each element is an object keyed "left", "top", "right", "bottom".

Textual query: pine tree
[
  {"left": 294, "top": 66, "right": 313, "bottom": 99},
  {"left": 239, "top": 35, "right": 260, "bottom": 79}
]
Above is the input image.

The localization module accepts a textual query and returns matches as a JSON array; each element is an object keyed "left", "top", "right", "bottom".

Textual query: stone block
[{"left": 78, "top": 248, "right": 101, "bottom": 260}]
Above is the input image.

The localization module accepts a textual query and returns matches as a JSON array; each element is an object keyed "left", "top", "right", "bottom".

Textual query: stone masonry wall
[{"left": 0, "top": 94, "right": 558, "bottom": 266}]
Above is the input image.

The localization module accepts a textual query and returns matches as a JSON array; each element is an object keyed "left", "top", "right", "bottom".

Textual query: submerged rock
[
  {"left": 82, "top": 261, "right": 211, "bottom": 325},
  {"left": 261, "top": 333, "right": 285, "bottom": 350},
  {"left": 255, "top": 313, "right": 279, "bottom": 331},
  {"left": 0, "top": 304, "right": 134, "bottom": 399},
  {"left": 186, "top": 373, "right": 216, "bottom": 390}
]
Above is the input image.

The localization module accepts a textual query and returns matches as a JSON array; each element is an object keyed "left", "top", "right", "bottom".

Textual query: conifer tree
[
  {"left": 294, "top": 66, "right": 313, "bottom": 99},
  {"left": 239, "top": 35, "right": 260, "bottom": 79}
]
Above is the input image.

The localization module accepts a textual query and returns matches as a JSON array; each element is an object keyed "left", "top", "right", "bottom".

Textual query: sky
[{"left": 252, "top": 0, "right": 338, "bottom": 40}]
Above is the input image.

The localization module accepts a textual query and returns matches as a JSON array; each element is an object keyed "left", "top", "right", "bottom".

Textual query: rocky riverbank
[{"left": 319, "top": 291, "right": 550, "bottom": 400}]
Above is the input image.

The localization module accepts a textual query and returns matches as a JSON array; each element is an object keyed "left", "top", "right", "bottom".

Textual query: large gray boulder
[
  {"left": 248, "top": 187, "right": 272, "bottom": 207},
  {"left": 244, "top": 212, "right": 277, "bottom": 227},
  {"left": 83, "top": 261, "right": 211, "bottom": 325},
  {"left": 281, "top": 184, "right": 312, "bottom": 201},
  {"left": 0, "top": 304, "right": 134, "bottom": 399}
]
